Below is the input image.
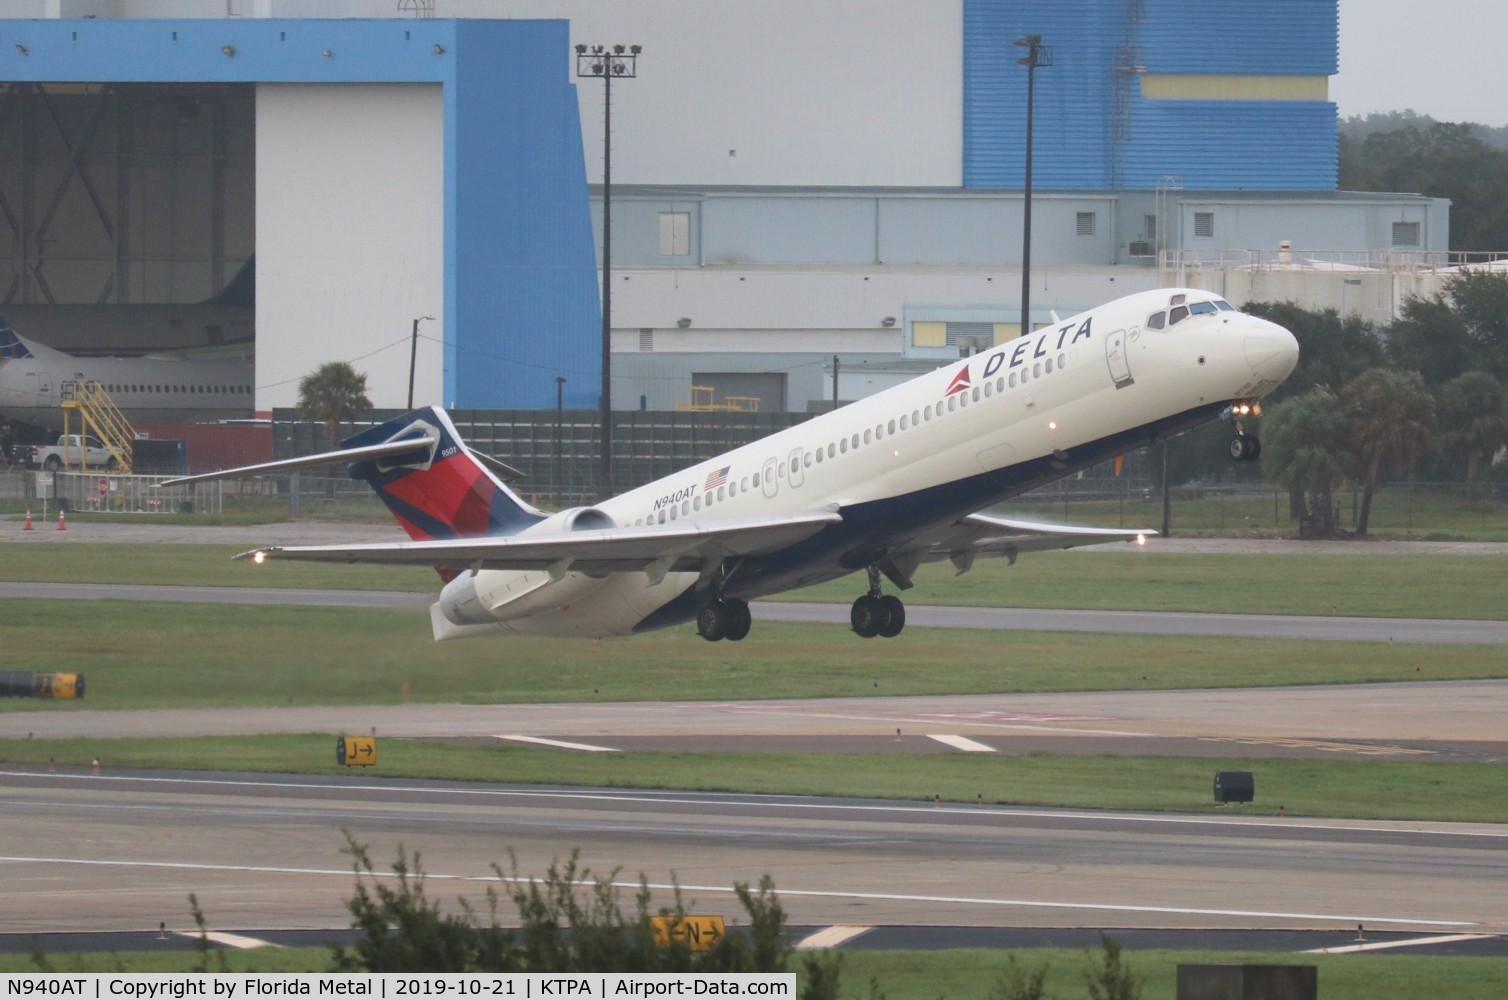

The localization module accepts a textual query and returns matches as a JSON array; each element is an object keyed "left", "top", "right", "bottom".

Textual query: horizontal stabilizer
[{"left": 158, "top": 434, "right": 438, "bottom": 487}]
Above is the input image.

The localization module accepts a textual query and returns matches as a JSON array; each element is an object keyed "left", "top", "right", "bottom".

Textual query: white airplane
[
  {"left": 167, "top": 287, "right": 1298, "bottom": 641},
  {"left": 0, "top": 317, "right": 255, "bottom": 430}
]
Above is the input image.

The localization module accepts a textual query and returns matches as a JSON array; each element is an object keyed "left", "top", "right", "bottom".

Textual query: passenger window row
[{"left": 634, "top": 349, "right": 1070, "bottom": 526}]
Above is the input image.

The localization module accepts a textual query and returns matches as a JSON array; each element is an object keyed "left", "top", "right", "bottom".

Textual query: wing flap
[
  {"left": 914, "top": 512, "right": 1154, "bottom": 572},
  {"left": 238, "top": 510, "right": 843, "bottom": 574}
]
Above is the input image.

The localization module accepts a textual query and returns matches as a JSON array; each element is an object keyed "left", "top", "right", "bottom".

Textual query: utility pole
[{"left": 407, "top": 315, "right": 434, "bottom": 410}]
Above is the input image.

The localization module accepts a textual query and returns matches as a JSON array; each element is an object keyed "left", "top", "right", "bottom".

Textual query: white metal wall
[
  {"left": 255, "top": 83, "right": 443, "bottom": 411},
  {"left": 61, "top": 0, "right": 967, "bottom": 188}
]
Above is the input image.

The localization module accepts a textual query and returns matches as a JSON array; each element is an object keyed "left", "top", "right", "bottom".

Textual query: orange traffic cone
[
  {"left": 57, "top": 509, "right": 67, "bottom": 531},
  {"left": 23, "top": 509, "right": 32, "bottom": 530}
]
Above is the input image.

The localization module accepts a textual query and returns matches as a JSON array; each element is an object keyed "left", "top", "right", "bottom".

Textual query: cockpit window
[
  {"left": 1214, "top": 299, "right": 1236, "bottom": 311},
  {"left": 1147, "top": 311, "right": 1166, "bottom": 330},
  {"left": 1168, "top": 305, "right": 1190, "bottom": 325},
  {"left": 1190, "top": 301, "right": 1218, "bottom": 316}
]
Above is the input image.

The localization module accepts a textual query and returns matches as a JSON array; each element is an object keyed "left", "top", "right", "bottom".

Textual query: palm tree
[
  {"left": 298, "top": 361, "right": 373, "bottom": 451},
  {"left": 1435, "top": 371, "right": 1508, "bottom": 497},
  {"left": 1341, "top": 368, "right": 1436, "bottom": 536},
  {"left": 1260, "top": 388, "right": 1351, "bottom": 536}
]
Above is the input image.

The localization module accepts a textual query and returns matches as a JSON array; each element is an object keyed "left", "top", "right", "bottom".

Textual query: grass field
[
  {"left": 4, "top": 735, "right": 1506, "bottom": 823},
  {"left": 2, "top": 599, "right": 1503, "bottom": 710},
  {"left": 3, "top": 542, "right": 1507, "bottom": 620}
]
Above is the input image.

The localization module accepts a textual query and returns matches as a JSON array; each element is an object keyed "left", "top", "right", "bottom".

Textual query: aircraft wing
[
  {"left": 238, "top": 510, "right": 843, "bottom": 578},
  {"left": 913, "top": 513, "right": 1154, "bottom": 575}
]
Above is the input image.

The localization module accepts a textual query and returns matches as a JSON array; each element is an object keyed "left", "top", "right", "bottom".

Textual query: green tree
[
  {"left": 1435, "top": 371, "right": 1508, "bottom": 493},
  {"left": 1339, "top": 121, "right": 1508, "bottom": 251},
  {"left": 1442, "top": 270, "right": 1508, "bottom": 382},
  {"left": 1342, "top": 368, "right": 1436, "bottom": 536},
  {"left": 298, "top": 361, "right": 373, "bottom": 451},
  {"left": 1260, "top": 388, "right": 1352, "bottom": 535},
  {"left": 1386, "top": 293, "right": 1475, "bottom": 386}
]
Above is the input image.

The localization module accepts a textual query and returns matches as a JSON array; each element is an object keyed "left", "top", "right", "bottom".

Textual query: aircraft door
[
  {"left": 1104, "top": 329, "right": 1134, "bottom": 389},
  {"left": 787, "top": 446, "right": 805, "bottom": 489},
  {"left": 25, "top": 371, "right": 56, "bottom": 405},
  {"left": 761, "top": 456, "right": 779, "bottom": 498}
]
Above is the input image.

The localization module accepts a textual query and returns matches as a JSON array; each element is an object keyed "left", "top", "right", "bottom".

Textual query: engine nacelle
[
  {"left": 434, "top": 506, "right": 620, "bottom": 632},
  {"left": 518, "top": 506, "right": 617, "bottom": 536}
]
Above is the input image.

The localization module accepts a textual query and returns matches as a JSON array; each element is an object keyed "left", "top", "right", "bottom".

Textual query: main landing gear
[
  {"left": 851, "top": 566, "right": 906, "bottom": 639},
  {"left": 696, "top": 597, "right": 751, "bottom": 642}
]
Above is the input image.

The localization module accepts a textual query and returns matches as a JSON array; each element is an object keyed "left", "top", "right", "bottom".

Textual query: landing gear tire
[
  {"left": 696, "top": 601, "right": 731, "bottom": 642},
  {"left": 878, "top": 595, "right": 906, "bottom": 637},
  {"left": 850, "top": 594, "right": 887, "bottom": 638},
  {"left": 852, "top": 593, "right": 906, "bottom": 638},
  {"left": 1229, "top": 433, "right": 1261, "bottom": 462},
  {"left": 696, "top": 598, "right": 752, "bottom": 642},
  {"left": 724, "top": 599, "right": 752, "bottom": 641}
]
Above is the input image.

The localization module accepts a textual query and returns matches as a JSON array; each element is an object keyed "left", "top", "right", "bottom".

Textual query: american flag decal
[{"left": 704, "top": 466, "right": 731, "bottom": 490}]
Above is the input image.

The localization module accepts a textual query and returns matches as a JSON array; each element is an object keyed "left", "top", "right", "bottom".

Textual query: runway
[
  {"left": 3, "top": 768, "right": 1505, "bottom": 939},
  {"left": 5, "top": 581, "right": 1508, "bottom": 644}
]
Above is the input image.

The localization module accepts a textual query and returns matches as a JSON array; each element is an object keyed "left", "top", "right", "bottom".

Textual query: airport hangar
[{"left": 0, "top": 1, "right": 1450, "bottom": 418}]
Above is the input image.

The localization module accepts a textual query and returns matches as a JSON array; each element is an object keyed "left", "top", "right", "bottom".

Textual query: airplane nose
[{"left": 1245, "top": 323, "right": 1300, "bottom": 385}]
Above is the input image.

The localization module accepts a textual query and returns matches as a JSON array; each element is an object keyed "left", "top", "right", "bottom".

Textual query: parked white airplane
[
  {"left": 168, "top": 287, "right": 1298, "bottom": 641},
  {"left": 0, "top": 317, "right": 255, "bottom": 430}
]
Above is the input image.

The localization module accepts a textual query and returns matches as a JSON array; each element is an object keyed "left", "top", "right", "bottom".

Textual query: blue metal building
[{"left": 964, "top": 0, "right": 1339, "bottom": 190}]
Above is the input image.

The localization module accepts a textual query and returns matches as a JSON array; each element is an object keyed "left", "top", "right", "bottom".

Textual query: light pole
[
  {"left": 1015, "top": 34, "right": 1051, "bottom": 339},
  {"left": 576, "top": 42, "right": 641, "bottom": 500},
  {"left": 555, "top": 375, "right": 566, "bottom": 503},
  {"left": 408, "top": 315, "right": 435, "bottom": 410}
]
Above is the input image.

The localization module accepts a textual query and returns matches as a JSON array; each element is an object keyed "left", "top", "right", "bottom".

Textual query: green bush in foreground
[
  {"left": 326, "top": 837, "right": 1161, "bottom": 1000},
  {"left": 330, "top": 834, "right": 842, "bottom": 997}
]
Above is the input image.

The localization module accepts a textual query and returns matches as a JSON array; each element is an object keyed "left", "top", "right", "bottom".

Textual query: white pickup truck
[{"left": 29, "top": 434, "right": 119, "bottom": 471}]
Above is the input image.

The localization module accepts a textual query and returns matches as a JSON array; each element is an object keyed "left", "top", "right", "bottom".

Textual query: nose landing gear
[
  {"left": 1229, "top": 433, "right": 1261, "bottom": 462},
  {"left": 1226, "top": 400, "right": 1263, "bottom": 462}
]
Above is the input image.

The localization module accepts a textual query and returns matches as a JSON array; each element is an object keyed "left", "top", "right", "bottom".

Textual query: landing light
[
  {"left": 1135, "top": 534, "right": 1147, "bottom": 546},
  {"left": 1048, "top": 421, "right": 1058, "bottom": 430},
  {"left": 253, "top": 551, "right": 266, "bottom": 565}
]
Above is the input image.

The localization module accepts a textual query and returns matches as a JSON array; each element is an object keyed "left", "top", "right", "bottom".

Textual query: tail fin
[
  {"left": 0, "top": 317, "right": 36, "bottom": 360},
  {"left": 342, "top": 407, "right": 546, "bottom": 540}
]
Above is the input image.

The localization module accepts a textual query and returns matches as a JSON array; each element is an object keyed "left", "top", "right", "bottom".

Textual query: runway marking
[
  {"left": 1200, "top": 736, "right": 1435, "bottom": 757},
  {"left": 176, "top": 930, "right": 281, "bottom": 950},
  {"left": 1305, "top": 933, "right": 1492, "bottom": 954},
  {"left": 494, "top": 735, "right": 620, "bottom": 753},
  {"left": 6, "top": 770, "right": 1508, "bottom": 841},
  {"left": 0, "top": 855, "right": 1481, "bottom": 930},
  {"left": 794, "top": 926, "right": 872, "bottom": 950},
  {"left": 927, "top": 734, "right": 996, "bottom": 753},
  {"left": 722, "top": 706, "right": 1152, "bottom": 738}
]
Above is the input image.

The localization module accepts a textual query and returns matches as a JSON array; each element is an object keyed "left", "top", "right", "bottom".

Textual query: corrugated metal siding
[
  {"left": 1121, "top": 101, "right": 1338, "bottom": 190},
  {"left": 964, "top": 0, "right": 1340, "bottom": 191},
  {"left": 964, "top": 0, "right": 1122, "bottom": 189},
  {"left": 1141, "top": 0, "right": 1338, "bottom": 75}
]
